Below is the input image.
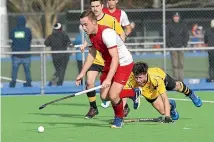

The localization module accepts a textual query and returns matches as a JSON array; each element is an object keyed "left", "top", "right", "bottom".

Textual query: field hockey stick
[
  {"left": 39, "top": 85, "right": 102, "bottom": 110},
  {"left": 124, "top": 117, "right": 163, "bottom": 123},
  {"left": 0, "top": 76, "right": 26, "bottom": 83}
]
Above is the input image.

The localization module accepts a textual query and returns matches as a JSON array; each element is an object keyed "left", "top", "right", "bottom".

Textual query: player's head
[
  {"left": 90, "top": 0, "right": 104, "bottom": 17},
  {"left": 80, "top": 10, "right": 97, "bottom": 35},
  {"left": 133, "top": 62, "right": 149, "bottom": 86},
  {"left": 173, "top": 12, "right": 180, "bottom": 23},
  {"left": 107, "top": 0, "right": 118, "bottom": 9}
]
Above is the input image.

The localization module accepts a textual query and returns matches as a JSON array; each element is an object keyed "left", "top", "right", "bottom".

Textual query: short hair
[
  {"left": 80, "top": 9, "right": 97, "bottom": 21},
  {"left": 133, "top": 62, "right": 149, "bottom": 76},
  {"left": 90, "top": 0, "right": 104, "bottom": 4}
]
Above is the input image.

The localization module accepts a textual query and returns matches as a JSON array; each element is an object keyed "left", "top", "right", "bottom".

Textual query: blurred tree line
[{"left": 7, "top": 0, "right": 214, "bottom": 38}]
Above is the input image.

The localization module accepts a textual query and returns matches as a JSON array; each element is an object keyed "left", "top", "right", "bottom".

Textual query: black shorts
[
  {"left": 164, "top": 74, "right": 176, "bottom": 91},
  {"left": 88, "top": 63, "right": 103, "bottom": 73},
  {"left": 145, "top": 74, "right": 176, "bottom": 104}
]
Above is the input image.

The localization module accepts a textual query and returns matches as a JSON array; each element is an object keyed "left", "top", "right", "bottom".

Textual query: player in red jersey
[
  {"left": 103, "top": 0, "right": 133, "bottom": 37},
  {"left": 102, "top": 0, "right": 133, "bottom": 115},
  {"left": 76, "top": 10, "right": 140, "bottom": 128}
]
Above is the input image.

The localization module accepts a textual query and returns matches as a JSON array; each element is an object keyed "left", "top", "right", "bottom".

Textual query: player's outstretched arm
[
  {"left": 160, "top": 92, "right": 171, "bottom": 117},
  {"left": 76, "top": 47, "right": 96, "bottom": 86}
]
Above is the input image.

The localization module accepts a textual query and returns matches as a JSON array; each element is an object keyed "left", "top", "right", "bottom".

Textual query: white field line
[{"left": 169, "top": 97, "right": 214, "bottom": 104}]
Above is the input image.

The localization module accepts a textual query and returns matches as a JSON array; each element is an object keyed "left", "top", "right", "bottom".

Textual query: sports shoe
[
  {"left": 101, "top": 101, "right": 111, "bottom": 108},
  {"left": 132, "top": 88, "right": 141, "bottom": 109},
  {"left": 169, "top": 100, "right": 179, "bottom": 120},
  {"left": 111, "top": 117, "right": 123, "bottom": 128},
  {"left": 124, "top": 105, "right": 130, "bottom": 118},
  {"left": 189, "top": 91, "right": 202, "bottom": 107},
  {"left": 84, "top": 107, "right": 98, "bottom": 119}
]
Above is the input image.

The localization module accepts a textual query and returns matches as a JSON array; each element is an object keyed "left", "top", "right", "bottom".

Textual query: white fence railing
[{"left": 1, "top": 47, "right": 213, "bottom": 94}]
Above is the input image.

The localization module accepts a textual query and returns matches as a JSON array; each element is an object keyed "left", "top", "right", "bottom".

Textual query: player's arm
[
  {"left": 76, "top": 47, "right": 96, "bottom": 86},
  {"left": 80, "top": 47, "right": 96, "bottom": 75},
  {"left": 80, "top": 40, "right": 88, "bottom": 52},
  {"left": 102, "top": 29, "right": 119, "bottom": 87},
  {"left": 121, "top": 11, "right": 132, "bottom": 37},
  {"left": 124, "top": 25, "right": 132, "bottom": 37},
  {"left": 113, "top": 18, "right": 126, "bottom": 41},
  {"left": 155, "top": 79, "right": 171, "bottom": 117}
]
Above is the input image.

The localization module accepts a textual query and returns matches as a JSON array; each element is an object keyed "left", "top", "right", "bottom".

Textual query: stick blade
[{"left": 39, "top": 104, "right": 46, "bottom": 110}]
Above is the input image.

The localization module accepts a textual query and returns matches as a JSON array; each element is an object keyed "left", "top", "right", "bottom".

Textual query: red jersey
[
  {"left": 87, "top": 25, "right": 133, "bottom": 67},
  {"left": 103, "top": 8, "right": 130, "bottom": 27}
]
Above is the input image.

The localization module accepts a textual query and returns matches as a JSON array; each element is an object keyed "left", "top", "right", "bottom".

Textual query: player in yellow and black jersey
[
  {"left": 120, "top": 62, "right": 202, "bottom": 123},
  {"left": 81, "top": 0, "right": 125, "bottom": 119}
]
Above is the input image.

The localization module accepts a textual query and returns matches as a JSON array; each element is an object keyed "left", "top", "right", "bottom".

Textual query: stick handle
[
  {"left": 39, "top": 85, "right": 102, "bottom": 110},
  {"left": 75, "top": 85, "right": 102, "bottom": 96}
]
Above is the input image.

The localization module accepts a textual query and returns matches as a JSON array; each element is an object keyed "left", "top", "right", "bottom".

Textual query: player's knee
[
  {"left": 86, "top": 79, "right": 95, "bottom": 88},
  {"left": 175, "top": 81, "right": 182, "bottom": 91},
  {"left": 100, "top": 94, "right": 109, "bottom": 101}
]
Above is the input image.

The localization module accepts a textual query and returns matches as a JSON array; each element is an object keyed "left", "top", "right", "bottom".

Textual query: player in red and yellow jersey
[
  {"left": 80, "top": 0, "right": 126, "bottom": 119},
  {"left": 119, "top": 62, "right": 202, "bottom": 122}
]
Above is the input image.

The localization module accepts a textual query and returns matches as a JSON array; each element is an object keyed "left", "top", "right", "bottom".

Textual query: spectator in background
[
  {"left": 166, "top": 12, "right": 189, "bottom": 81},
  {"left": 44, "top": 23, "right": 71, "bottom": 86},
  {"left": 192, "top": 24, "right": 203, "bottom": 48},
  {"left": 9, "top": 15, "right": 32, "bottom": 88},
  {"left": 204, "top": 19, "right": 214, "bottom": 82},
  {"left": 72, "top": 25, "right": 88, "bottom": 85}
]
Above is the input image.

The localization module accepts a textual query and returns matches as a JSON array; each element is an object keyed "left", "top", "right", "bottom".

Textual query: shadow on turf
[
  {"left": 23, "top": 121, "right": 108, "bottom": 128},
  {"left": 29, "top": 112, "right": 110, "bottom": 119},
  {"left": 99, "top": 119, "right": 161, "bottom": 126},
  {"left": 51, "top": 102, "right": 89, "bottom": 107}
]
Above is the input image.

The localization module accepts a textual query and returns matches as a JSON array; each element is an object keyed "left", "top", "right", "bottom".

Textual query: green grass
[
  {"left": 1, "top": 55, "right": 209, "bottom": 82},
  {"left": 2, "top": 92, "right": 214, "bottom": 142}
]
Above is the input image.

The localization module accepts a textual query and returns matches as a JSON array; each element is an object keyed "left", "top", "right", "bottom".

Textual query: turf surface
[{"left": 2, "top": 91, "right": 214, "bottom": 142}]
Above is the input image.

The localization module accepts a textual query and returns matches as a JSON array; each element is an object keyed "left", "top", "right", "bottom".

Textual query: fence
[{"left": 1, "top": 0, "right": 214, "bottom": 95}]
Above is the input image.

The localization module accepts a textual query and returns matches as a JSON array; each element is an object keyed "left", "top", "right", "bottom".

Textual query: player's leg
[
  {"left": 123, "top": 98, "right": 130, "bottom": 118},
  {"left": 101, "top": 97, "right": 131, "bottom": 118},
  {"left": 119, "top": 88, "right": 141, "bottom": 110},
  {"left": 175, "top": 81, "right": 202, "bottom": 107},
  {"left": 108, "top": 63, "right": 134, "bottom": 128},
  {"left": 108, "top": 82, "right": 124, "bottom": 128},
  {"left": 165, "top": 73, "right": 202, "bottom": 107},
  {"left": 85, "top": 64, "right": 103, "bottom": 119}
]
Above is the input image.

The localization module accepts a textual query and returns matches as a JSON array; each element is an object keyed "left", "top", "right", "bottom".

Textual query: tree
[{"left": 7, "top": 0, "right": 73, "bottom": 39}]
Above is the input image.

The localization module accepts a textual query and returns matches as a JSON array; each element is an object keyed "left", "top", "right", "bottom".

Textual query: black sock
[
  {"left": 177, "top": 82, "right": 192, "bottom": 96},
  {"left": 87, "top": 90, "right": 97, "bottom": 109}
]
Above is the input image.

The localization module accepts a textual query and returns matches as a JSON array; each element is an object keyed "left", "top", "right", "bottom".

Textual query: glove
[{"left": 162, "top": 116, "right": 174, "bottom": 123}]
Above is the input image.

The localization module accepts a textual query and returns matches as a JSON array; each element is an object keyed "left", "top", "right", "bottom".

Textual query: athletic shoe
[
  {"left": 101, "top": 101, "right": 111, "bottom": 108},
  {"left": 189, "top": 91, "right": 202, "bottom": 107},
  {"left": 111, "top": 117, "right": 123, "bottom": 128},
  {"left": 169, "top": 100, "right": 179, "bottom": 120},
  {"left": 132, "top": 88, "right": 141, "bottom": 109},
  {"left": 84, "top": 107, "right": 98, "bottom": 119},
  {"left": 124, "top": 105, "right": 130, "bottom": 118}
]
